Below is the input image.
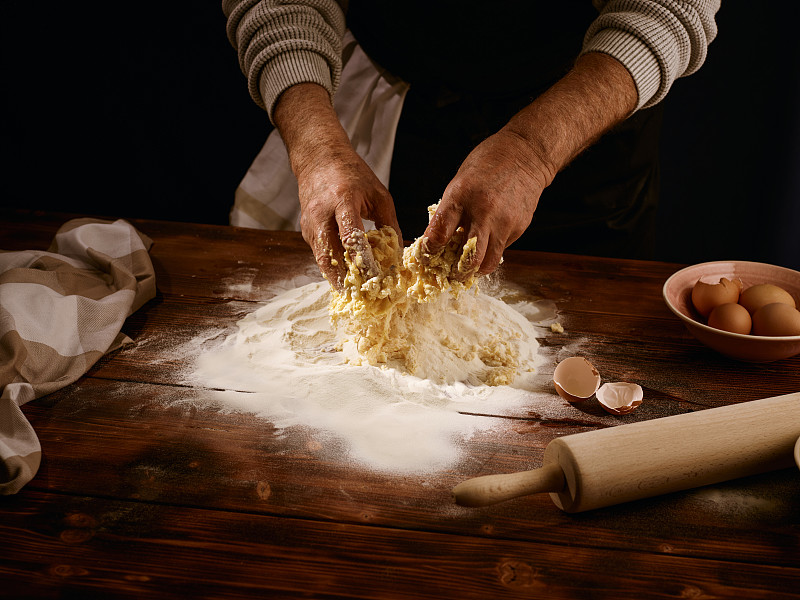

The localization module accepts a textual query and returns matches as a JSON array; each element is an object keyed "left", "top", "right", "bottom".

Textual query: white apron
[{"left": 230, "top": 31, "right": 410, "bottom": 231}]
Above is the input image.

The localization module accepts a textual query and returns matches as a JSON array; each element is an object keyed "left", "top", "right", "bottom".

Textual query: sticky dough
[{"left": 329, "top": 208, "right": 526, "bottom": 386}]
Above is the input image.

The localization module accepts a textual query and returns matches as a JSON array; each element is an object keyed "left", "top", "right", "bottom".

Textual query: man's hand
[
  {"left": 425, "top": 128, "right": 552, "bottom": 280},
  {"left": 424, "top": 52, "right": 638, "bottom": 277},
  {"left": 296, "top": 144, "right": 396, "bottom": 290},
  {"left": 274, "top": 83, "right": 401, "bottom": 291}
]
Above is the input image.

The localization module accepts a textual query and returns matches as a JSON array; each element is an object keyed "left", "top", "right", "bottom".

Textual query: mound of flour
[{"left": 192, "top": 279, "right": 549, "bottom": 474}]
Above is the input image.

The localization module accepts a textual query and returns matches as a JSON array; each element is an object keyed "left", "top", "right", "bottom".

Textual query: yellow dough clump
[{"left": 329, "top": 205, "right": 525, "bottom": 386}]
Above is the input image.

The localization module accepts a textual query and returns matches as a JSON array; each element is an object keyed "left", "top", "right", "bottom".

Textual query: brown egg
[
  {"left": 739, "top": 283, "right": 796, "bottom": 315},
  {"left": 691, "top": 277, "right": 741, "bottom": 317},
  {"left": 707, "top": 302, "right": 752, "bottom": 335},
  {"left": 751, "top": 302, "right": 800, "bottom": 336}
]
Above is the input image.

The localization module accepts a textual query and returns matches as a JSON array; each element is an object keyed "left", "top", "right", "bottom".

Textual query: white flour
[{"left": 191, "top": 278, "right": 555, "bottom": 474}]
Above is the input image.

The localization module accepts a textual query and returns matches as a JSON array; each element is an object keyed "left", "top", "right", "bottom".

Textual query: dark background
[{"left": 2, "top": 3, "right": 798, "bottom": 269}]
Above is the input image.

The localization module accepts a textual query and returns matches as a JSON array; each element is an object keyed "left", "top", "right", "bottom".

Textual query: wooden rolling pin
[{"left": 452, "top": 392, "right": 800, "bottom": 512}]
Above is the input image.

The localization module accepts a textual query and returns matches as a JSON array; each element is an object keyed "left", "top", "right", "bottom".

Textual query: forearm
[
  {"left": 273, "top": 82, "right": 399, "bottom": 287},
  {"left": 423, "top": 52, "right": 638, "bottom": 274},
  {"left": 502, "top": 52, "right": 637, "bottom": 188},
  {"left": 273, "top": 82, "right": 354, "bottom": 179}
]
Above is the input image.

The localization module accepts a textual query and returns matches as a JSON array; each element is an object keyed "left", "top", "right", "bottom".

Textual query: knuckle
[{"left": 424, "top": 227, "right": 450, "bottom": 248}]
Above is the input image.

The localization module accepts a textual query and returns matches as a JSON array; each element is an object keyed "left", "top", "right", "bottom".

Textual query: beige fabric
[{"left": 0, "top": 218, "right": 156, "bottom": 494}]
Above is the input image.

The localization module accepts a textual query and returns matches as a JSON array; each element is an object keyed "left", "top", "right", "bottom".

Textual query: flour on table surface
[
  {"left": 187, "top": 222, "right": 588, "bottom": 475},
  {"left": 191, "top": 274, "right": 554, "bottom": 470},
  {"left": 688, "top": 486, "right": 781, "bottom": 516}
]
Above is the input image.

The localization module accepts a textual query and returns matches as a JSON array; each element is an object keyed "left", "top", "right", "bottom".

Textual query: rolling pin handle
[{"left": 452, "top": 463, "right": 566, "bottom": 507}]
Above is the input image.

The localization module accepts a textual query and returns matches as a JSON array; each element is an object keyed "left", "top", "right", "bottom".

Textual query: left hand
[
  {"left": 423, "top": 52, "right": 639, "bottom": 279},
  {"left": 423, "top": 128, "right": 553, "bottom": 279}
]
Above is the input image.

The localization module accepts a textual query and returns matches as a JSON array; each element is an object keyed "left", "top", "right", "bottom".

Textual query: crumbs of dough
[{"left": 329, "top": 204, "right": 527, "bottom": 386}]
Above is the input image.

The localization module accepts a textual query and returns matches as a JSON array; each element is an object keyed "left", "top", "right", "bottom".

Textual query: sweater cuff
[
  {"left": 581, "top": 28, "right": 662, "bottom": 111},
  {"left": 258, "top": 50, "right": 335, "bottom": 122}
]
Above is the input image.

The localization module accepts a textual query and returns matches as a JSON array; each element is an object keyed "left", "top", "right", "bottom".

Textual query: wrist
[{"left": 500, "top": 52, "right": 637, "bottom": 183}]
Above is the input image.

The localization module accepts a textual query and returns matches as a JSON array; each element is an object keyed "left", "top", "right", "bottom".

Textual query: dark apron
[{"left": 348, "top": 0, "right": 663, "bottom": 258}]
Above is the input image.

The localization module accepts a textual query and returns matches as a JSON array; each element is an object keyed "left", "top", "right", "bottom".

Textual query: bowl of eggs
[{"left": 663, "top": 261, "right": 800, "bottom": 362}]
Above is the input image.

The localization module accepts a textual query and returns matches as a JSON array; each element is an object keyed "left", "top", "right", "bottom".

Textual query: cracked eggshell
[
  {"left": 596, "top": 382, "right": 644, "bottom": 415},
  {"left": 553, "top": 357, "right": 601, "bottom": 403}
]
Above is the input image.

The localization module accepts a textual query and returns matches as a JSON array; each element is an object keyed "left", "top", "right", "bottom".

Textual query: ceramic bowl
[
  {"left": 663, "top": 261, "right": 800, "bottom": 362},
  {"left": 795, "top": 436, "right": 800, "bottom": 471}
]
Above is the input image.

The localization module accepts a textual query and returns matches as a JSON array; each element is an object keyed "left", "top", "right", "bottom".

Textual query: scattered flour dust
[
  {"left": 190, "top": 227, "right": 558, "bottom": 475},
  {"left": 192, "top": 278, "right": 554, "bottom": 475}
]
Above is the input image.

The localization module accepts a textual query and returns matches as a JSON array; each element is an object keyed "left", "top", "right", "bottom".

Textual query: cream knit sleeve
[
  {"left": 222, "top": 0, "right": 346, "bottom": 120},
  {"left": 582, "top": 0, "right": 720, "bottom": 110}
]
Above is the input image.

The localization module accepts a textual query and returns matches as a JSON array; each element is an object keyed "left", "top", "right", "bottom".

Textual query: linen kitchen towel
[{"left": 0, "top": 218, "right": 156, "bottom": 494}]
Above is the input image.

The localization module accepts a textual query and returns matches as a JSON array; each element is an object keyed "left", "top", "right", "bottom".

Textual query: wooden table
[{"left": 2, "top": 209, "right": 799, "bottom": 599}]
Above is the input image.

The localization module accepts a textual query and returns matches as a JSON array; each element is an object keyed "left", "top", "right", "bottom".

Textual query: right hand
[
  {"left": 296, "top": 145, "right": 401, "bottom": 291},
  {"left": 274, "top": 83, "right": 401, "bottom": 291}
]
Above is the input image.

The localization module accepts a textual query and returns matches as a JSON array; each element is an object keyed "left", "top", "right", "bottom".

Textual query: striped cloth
[{"left": 0, "top": 218, "right": 156, "bottom": 494}]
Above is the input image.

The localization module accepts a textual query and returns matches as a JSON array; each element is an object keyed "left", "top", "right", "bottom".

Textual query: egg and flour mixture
[
  {"left": 330, "top": 223, "right": 530, "bottom": 385},
  {"left": 191, "top": 222, "right": 550, "bottom": 473}
]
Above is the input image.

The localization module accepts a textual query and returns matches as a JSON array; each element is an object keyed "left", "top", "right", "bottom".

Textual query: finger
[
  {"left": 366, "top": 188, "right": 403, "bottom": 243},
  {"left": 336, "top": 204, "right": 381, "bottom": 281},
  {"left": 422, "top": 197, "right": 464, "bottom": 257},
  {"left": 478, "top": 232, "right": 506, "bottom": 275},
  {"left": 305, "top": 221, "right": 347, "bottom": 293},
  {"left": 449, "top": 225, "right": 485, "bottom": 282},
  {"left": 451, "top": 236, "right": 481, "bottom": 283}
]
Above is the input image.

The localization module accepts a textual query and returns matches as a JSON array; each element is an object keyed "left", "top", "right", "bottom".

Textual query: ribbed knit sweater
[{"left": 222, "top": 0, "right": 719, "bottom": 120}]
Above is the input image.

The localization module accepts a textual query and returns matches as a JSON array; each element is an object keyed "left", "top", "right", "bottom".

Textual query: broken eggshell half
[
  {"left": 552, "top": 357, "right": 601, "bottom": 403},
  {"left": 595, "top": 382, "right": 644, "bottom": 415}
]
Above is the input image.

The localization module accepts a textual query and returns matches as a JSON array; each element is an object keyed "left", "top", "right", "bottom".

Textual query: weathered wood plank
[
  {"left": 2, "top": 489, "right": 799, "bottom": 600},
  {"left": 7, "top": 209, "right": 796, "bottom": 407},
  {"left": 1, "top": 208, "right": 683, "bottom": 315},
  {"left": 19, "top": 379, "right": 800, "bottom": 568},
  {"left": 4, "top": 209, "right": 800, "bottom": 599}
]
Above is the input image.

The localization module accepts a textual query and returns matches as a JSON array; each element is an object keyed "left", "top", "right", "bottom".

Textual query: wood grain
[
  {"left": 19, "top": 378, "right": 800, "bottom": 567},
  {"left": 2, "top": 490, "right": 799, "bottom": 600},
  {"left": 2, "top": 208, "right": 799, "bottom": 599}
]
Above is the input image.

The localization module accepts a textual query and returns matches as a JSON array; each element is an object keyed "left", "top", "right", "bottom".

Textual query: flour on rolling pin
[{"left": 453, "top": 392, "right": 800, "bottom": 512}]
